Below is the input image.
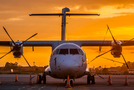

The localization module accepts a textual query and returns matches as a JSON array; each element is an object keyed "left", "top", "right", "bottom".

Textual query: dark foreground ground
[{"left": 0, "top": 74, "right": 134, "bottom": 90}]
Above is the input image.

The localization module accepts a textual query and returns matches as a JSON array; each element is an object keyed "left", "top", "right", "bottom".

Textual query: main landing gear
[
  {"left": 87, "top": 74, "right": 95, "bottom": 84},
  {"left": 38, "top": 72, "right": 46, "bottom": 84}
]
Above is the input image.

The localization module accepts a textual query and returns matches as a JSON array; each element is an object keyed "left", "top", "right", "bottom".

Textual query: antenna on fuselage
[{"left": 29, "top": 7, "right": 100, "bottom": 41}]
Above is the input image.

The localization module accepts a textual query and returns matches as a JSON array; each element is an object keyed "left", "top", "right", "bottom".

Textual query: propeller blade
[
  {"left": 20, "top": 33, "right": 38, "bottom": 45},
  {"left": 97, "top": 75, "right": 104, "bottom": 79},
  {"left": 22, "top": 54, "right": 31, "bottom": 67},
  {"left": 121, "top": 53, "right": 129, "bottom": 69},
  {"left": 100, "top": 27, "right": 109, "bottom": 53},
  {"left": 3, "top": 26, "right": 16, "bottom": 45},
  {"left": 102, "top": 57, "right": 123, "bottom": 64},
  {"left": 89, "top": 49, "right": 113, "bottom": 63},
  {"left": 0, "top": 50, "right": 13, "bottom": 59},
  {"left": 107, "top": 25, "right": 118, "bottom": 45}
]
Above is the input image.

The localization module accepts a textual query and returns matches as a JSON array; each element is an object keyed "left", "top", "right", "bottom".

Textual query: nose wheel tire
[{"left": 91, "top": 76, "right": 95, "bottom": 84}]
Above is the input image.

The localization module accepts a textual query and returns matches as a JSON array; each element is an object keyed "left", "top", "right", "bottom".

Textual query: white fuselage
[{"left": 45, "top": 43, "right": 87, "bottom": 79}]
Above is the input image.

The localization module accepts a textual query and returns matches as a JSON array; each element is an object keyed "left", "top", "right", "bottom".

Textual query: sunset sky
[{"left": 0, "top": 0, "right": 134, "bottom": 68}]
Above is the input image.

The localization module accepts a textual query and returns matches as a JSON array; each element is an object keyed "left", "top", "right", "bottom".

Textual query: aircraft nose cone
[{"left": 61, "top": 60, "right": 80, "bottom": 75}]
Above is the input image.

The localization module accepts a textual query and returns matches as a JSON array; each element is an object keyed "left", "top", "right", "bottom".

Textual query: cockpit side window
[
  {"left": 78, "top": 49, "right": 84, "bottom": 55},
  {"left": 53, "top": 49, "right": 60, "bottom": 55},
  {"left": 70, "top": 49, "right": 79, "bottom": 55},
  {"left": 59, "top": 49, "right": 68, "bottom": 55}
]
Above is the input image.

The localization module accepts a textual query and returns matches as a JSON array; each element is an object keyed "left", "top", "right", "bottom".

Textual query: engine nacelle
[
  {"left": 111, "top": 41, "right": 122, "bottom": 58},
  {"left": 13, "top": 52, "right": 22, "bottom": 58},
  {"left": 111, "top": 51, "right": 121, "bottom": 58},
  {"left": 12, "top": 41, "right": 23, "bottom": 58}
]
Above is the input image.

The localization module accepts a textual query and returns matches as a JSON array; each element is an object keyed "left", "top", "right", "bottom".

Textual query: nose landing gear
[{"left": 87, "top": 74, "right": 95, "bottom": 84}]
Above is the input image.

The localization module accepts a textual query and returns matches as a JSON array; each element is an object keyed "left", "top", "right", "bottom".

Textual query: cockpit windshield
[
  {"left": 52, "top": 48, "right": 84, "bottom": 55},
  {"left": 70, "top": 49, "right": 79, "bottom": 54},
  {"left": 59, "top": 49, "right": 68, "bottom": 54}
]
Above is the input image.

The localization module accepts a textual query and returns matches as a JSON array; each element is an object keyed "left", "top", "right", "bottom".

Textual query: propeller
[
  {"left": 90, "top": 25, "right": 130, "bottom": 69},
  {"left": 107, "top": 25, "right": 129, "bottom": 69},
  {"left": 0, "top": 26, "right": 37, "bottom": 67}
]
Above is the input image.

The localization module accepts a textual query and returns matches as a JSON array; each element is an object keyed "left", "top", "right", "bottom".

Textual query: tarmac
[{"left": 0, "top": 74, "right": 134, "bottom": 90}]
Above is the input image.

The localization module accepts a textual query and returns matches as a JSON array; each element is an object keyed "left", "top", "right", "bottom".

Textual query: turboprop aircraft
[{"left": 0, "top": 7, "right": 134, "bottom": 86}]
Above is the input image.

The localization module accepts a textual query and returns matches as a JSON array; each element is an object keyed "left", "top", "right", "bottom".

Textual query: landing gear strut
[
  {"left": 38, "top": 75, "right": 42, "bottom": 84},
  {"left": 87, "top": 74, "right": 95, "bottom": 84},
  {"left": 43, "top": 72, "right": 46, "bottom": 84}
]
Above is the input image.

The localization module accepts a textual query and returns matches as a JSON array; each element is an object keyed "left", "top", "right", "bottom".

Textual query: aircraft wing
[
  {"left": 0, "top": 41, "right": 11, "bottom": 46},
  {"left": 1, "top": 40, "right": 134, "bottom": 49}
]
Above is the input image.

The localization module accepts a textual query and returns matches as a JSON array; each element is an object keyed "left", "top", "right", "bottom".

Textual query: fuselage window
[
  {"left": 78, "top": 49, "right": 84, "bottom": 55},
  {"left": 59, "top": 49, "right": 68, "bottom": 55},
  {"left": 70, "top": 49, "right": 79, "bottom": 55},
  {"left": 53, "top": 49, "right": 60, "bottom": 55}
]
